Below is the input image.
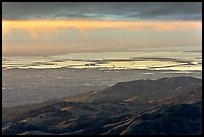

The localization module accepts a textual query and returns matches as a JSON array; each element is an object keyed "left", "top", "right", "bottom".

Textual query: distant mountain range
[{"left": 2, "top": 76, "right": 202, "bottom": 135}]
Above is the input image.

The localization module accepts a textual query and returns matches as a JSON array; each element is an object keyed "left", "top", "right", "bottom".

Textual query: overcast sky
[
  {"left": 2, "top": 2, "right": 202, "bottom": 56},
  {"left": 2, "top": 2, "right": 202, "bottom": 20}
]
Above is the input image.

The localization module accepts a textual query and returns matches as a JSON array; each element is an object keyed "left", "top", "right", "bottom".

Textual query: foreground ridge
[{"left": 2, "top": 76, "right": 202, "bottom": 135}]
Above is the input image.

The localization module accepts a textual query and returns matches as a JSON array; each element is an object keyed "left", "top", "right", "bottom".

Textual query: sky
[{"left": 2, "top": 2, "right": 202, "bottom": 56}]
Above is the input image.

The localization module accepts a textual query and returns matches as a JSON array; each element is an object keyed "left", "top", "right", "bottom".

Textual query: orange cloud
[{"left": 2, "top": 19, "right": 202, "bottom": 37}]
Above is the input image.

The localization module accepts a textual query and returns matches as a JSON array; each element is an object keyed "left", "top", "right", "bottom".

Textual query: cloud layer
[
  {"left": 3, "top": 19, "right": 202, "bottom": 38},
  {"left": 2, "top": 2, "right": 202, "bottom": 21}
]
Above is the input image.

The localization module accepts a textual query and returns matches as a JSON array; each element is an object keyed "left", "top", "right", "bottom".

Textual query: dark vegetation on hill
[{"left": 2, "top": 76, "right": 202, "bottom": 135}]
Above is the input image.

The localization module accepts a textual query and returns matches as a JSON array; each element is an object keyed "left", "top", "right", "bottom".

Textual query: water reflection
[{"left": 2, "top": 50, "right": 202, "bottom": 72}]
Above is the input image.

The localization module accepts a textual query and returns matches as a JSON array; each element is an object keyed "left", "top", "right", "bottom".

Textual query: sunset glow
[{"left": 2, "top": 19, "right": 202, "bottom": 36}]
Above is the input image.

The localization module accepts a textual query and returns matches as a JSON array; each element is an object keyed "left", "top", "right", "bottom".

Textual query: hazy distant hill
[
  {"left": 2, "top": 76, "right": 202, "bottom": 135},
  {"left": 66, "top": 76, "right": 202, "bottom": 104}
]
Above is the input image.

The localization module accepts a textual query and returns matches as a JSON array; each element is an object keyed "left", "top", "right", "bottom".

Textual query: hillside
[
  {"left": 2, "top": 76, "right": 202, "bottom": 135},
  {"left": 65, "top": 76, "right": 202, "bottom": 104}
]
